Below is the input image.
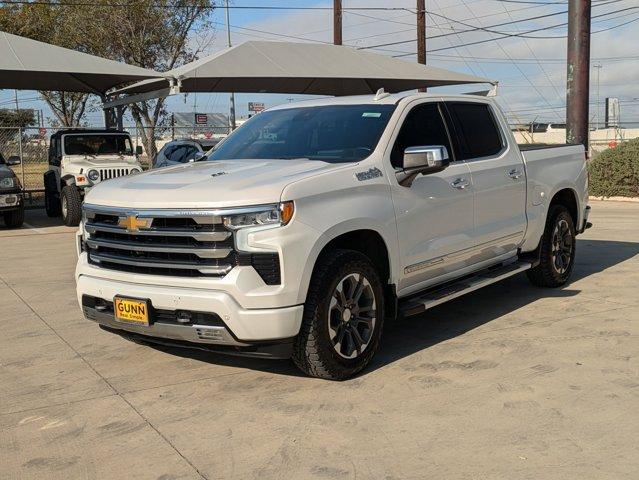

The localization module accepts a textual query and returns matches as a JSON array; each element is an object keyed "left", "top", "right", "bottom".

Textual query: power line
[
  {"left": 0, "top": 2, "right": 415, "bottom": 10},
  {"left": 391, "top": 5, "right": 639, "bottom": 56}
]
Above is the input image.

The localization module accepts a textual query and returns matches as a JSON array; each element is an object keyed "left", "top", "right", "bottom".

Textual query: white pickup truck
[{"left": 75, "top": 92, "right": 590, "bottom": 380}]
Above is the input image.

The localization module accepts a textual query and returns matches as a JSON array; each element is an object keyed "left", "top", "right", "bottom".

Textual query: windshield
[
  {"left": 63, "top": 134, "right": 133, "bottom": 156},
  {"left": 207, "top": 104, "right": 396, "bottom": 163}
]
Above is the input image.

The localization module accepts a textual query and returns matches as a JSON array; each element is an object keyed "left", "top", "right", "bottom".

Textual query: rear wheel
[
  {"left": 3, "top": 207, "right": 24, "bottom": 228},
  {"left": 293, "top": 249, "right": 384, "bottom": 380},
  {"left": 526, "top": 205, "right": 576, "bottom": 287},
  {"left": 61, "top": 185, "right": 82, "bottom": 227}
]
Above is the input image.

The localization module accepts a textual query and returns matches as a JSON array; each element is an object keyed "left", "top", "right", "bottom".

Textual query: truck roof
[
  {"left": 268, "top": 92, "right": 494, "bottom": 111},
  {"left": 50, "top": 129, "right": 129, "bottom": 139}
]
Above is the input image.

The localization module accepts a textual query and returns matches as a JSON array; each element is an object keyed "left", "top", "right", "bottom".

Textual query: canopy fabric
[
  {"left": 115, "top": 41, "right": 494, "bottom": 96},
  {"left": 0, "top": 31, "right": 163, "bottom": 94}
]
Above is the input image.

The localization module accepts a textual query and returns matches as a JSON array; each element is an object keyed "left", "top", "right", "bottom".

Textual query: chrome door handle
[
  {"left": 451, "top": 178, "right": 469, "bottom": 189},
  {"left": 508, "top": 169, "right": 523, "bottom": 179}
]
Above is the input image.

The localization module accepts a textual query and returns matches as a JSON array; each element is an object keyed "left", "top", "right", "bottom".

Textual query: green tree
[{"left": 0, "top": 109, "right": 36, "bottom": 128}]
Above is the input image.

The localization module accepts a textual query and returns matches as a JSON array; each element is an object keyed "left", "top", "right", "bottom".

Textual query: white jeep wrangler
[{"left": 44, "top": 129, "right": 143, "bottom": 226}]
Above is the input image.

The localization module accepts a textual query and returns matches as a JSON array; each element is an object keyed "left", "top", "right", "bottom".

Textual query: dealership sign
[{"left": 248, "top": 102, "right": 265, "bottom": 113}]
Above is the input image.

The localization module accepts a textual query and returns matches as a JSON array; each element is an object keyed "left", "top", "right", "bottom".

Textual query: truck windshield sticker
[
  {"left": 355, "top": 167, "right": 383, "bottom": 181},
  {"left": 362, "top": 112, "right": 382, "bottom": 118}
]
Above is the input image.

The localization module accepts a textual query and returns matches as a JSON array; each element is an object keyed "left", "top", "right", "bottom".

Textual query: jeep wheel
[
  {"left": 526, "top": 205, "right": 576, "bottom": 288},
  {"left": 45, "top": 186, "right": 61, "bottom": 217},
  {"left": 293, "top": 249, "right": 384, "bottom": 380},
  {"left": 3, "top": 207, "right": 24, "bottom": 228},
  {"left": 61, "top": 185, "right": 82, "bottom": 227}
]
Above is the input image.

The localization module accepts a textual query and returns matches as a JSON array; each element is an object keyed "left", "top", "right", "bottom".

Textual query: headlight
[
  {"left": 0, "top": 177, "right": 14, "bottom": 188},
  {"left": 130, "top": 168, "right": 141, "bottom": 174},
  {"left": 223, "top": 201, "right": 294, "bottom": 230},
  {"left": 87, "top": 169, "right": 100, "bottom": 181}
]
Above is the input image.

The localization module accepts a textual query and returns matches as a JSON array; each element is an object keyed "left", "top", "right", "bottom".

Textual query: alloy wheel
[
  {"left": 551, "top": 218, "right": 573, "bottom": 274},
  {"left": 328, "top": 273, "right": 377, "bottom": 359}
]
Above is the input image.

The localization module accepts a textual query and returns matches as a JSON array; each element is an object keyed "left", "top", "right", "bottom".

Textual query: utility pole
[
  {"left": 417, "top": 0, "right": 427, "bottom": 92},
  {"left": 565, "top": 0, "right": 591, "bottom": 150},
  {"left": 333, "top": 0, "right": 342, "bottom": 45},
  {"left": 225, "top": 0, "right": 236, "bottom": 131},
  {"left": 593, "top": 62, "right": 602, "bottom": 130}
]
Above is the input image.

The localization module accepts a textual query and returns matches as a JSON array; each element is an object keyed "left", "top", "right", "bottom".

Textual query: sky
[{"left": 2, "top": 0, "right": 639, "bottom": 128}]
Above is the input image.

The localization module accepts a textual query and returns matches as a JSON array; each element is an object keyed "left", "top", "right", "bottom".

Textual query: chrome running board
[{"left": 399, "top": 260, "right": 532, "bottom": 317}]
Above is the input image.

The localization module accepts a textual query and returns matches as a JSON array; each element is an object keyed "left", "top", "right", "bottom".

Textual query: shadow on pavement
[{"left": 122, "top": 238, "right": 639, "bottom": 379}]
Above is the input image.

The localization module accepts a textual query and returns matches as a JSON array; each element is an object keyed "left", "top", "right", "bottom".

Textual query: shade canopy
[
  {"left": 0, "top": 31, "right": 163, "bottom": 94},
  {"left": 115, "top": 41, "right": 494, "bottom": 97}
]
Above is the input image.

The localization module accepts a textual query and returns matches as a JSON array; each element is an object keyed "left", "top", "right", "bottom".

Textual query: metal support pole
[
  {"left": 417, "top": 0, "right": 427, "bottom": 92},
  {"left": 566, "top": 0, "right": 591, "bottom": 150},
  {"left": 14, "top": 91, "right": 26, "bottom": 187},
  {"left": 225, "top": 0, "right": 236, "bottom": 131},
  {"left": 593, "top": 63, "right": 601, "bottom": 131},
  {"left": 334, "top": 0, "right": 342, "bottom": 45}
]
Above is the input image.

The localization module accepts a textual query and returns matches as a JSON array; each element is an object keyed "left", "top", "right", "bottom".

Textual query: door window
[
  {"left": 445, "top": 102, "right": 503, "bottom": 160},
  {"left": 390, "top": 103, "right": 453, "bottom": 168}
]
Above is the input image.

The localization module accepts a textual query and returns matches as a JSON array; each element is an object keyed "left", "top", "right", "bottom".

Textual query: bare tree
[{"left": 0, "top": 0, "right": 216, "bottom": 142}]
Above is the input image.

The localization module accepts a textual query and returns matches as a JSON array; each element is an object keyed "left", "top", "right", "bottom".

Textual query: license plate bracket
[{"left": 113, "top": 296, "right": 150, "bottom": 326}]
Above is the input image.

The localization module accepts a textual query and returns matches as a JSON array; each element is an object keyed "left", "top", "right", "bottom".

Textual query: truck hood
[
  {"left": 85, "top": 158, "right": 348, "bottom": 209},
  {"left": 65, "top": 154, "right": 138, "bottom": 165}
]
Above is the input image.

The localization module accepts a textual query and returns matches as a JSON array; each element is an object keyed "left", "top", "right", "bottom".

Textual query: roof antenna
[{"left": 374, "top": 87, "right": 390, "bottom": 101}]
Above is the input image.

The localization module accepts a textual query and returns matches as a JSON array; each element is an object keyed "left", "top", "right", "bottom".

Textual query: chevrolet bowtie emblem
[{"left": 119, "top": 215, "right": 151, "bottom": 231}]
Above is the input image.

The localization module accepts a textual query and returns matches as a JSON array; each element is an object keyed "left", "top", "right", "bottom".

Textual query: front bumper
[
  {"left": 0, "top": 192, "right": 23, "bottom": 212},
  {"left": 76, "top": 272, "right": 304, "bottom": 354}
]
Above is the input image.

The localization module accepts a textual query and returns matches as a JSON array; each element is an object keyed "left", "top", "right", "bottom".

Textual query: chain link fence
[{"left": 0, "top": 125, "right": 231, "bottom": 206}]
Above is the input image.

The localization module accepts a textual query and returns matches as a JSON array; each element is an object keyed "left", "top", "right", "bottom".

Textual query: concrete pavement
[{"left": 1, "top": 201, "right": 638, "bottom": 479}]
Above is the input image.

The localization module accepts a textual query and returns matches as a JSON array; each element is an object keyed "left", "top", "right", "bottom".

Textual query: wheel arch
[
  {"left": 549, "top": 187, "right": 579, "bottom": 227},
  {"left": 298, "top": 224, "right": 398, "bottom": 319},
  {"left": 60, "top": 174, "right": 77, "bottom": 189}
]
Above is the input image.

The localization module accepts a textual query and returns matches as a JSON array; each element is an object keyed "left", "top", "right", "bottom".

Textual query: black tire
[
  {"left": 293, "top": 249, "right": 385, "bottom": 380},
  {"left": 3, "top": 207, "right": 24, "bottom": 228},
  {"left": 526, "top": 205, "right": 576, "bottom": 287},
  {"left": 44, "top": 186, "right": 62, "bottom": 217},
  {"left": 61, "top": 185, "right": 82, "bottom": 227}
]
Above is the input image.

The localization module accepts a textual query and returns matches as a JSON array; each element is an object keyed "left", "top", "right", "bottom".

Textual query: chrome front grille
[
  {"left": 99, "top": 168, "right": 130, "bottom": 181},
  {"left": 83, "top": 205, "right": 235, "bottom": 277}
]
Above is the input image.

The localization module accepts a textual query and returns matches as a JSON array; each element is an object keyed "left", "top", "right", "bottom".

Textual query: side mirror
[
  {"left": 193, "top": 151, "right": 207, "bottom": 162},
  {"left": 7, "top": 156, "right": 21, "bottom": 166},
  {"left": 135, "top": 145, "right": 143, "bottom": 155},
  {"left": 396, "top": 145, "right": 450, "bottom": 187}
]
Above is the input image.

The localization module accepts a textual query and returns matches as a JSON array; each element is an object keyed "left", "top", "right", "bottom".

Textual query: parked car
[
  {"left": 43, "top": 129, "right": 143, "bottom": 226},
  {"left": 0, "top": 153, "right": 24, "bottom": 228},
  {"left": 153, "top": 138, "right": 222, "bottom": 168},
  {"left": 75, "top": 92, "right": 590, "bottom": 380}
]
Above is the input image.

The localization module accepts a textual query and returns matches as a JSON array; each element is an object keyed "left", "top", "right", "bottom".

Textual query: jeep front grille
[
  {"left": 83, "top": 205, "right": 235, "bottom": 277},
  {"left": 99, "top": 168, "right": 130, "bottom": 181}
]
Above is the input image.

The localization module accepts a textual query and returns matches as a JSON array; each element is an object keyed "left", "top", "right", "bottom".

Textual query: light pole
[
  {"left": 225, "top": 0, "right": 236, "bottom": 131},
  {"left": 593, "top": 63, "right": 602, "bottom": 130}
]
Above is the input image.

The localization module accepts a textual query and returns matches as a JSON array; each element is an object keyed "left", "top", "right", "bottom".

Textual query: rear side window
[
  {"left": 446, "top": 102, "right": 503, "bottom": 160},
  {"left": 391, "top": 103, "right": 452, "bottom": 168}
]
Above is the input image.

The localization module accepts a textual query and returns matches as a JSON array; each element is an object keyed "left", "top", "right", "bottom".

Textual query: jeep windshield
[
  {"left": 63, "top": 134, "right": 133, "bottom": 156},
  {"left": 207, "top": 104, "right": 396, "bottom": 163}
]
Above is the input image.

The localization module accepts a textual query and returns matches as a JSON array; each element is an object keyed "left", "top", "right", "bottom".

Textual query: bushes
[{"left": 588, "top": 138, "right": 639, "bottom": 197}]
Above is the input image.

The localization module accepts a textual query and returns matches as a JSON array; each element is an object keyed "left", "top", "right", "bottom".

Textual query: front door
[
  {"left": 389, "top": 101, "right": 475, "bottom": 295},
  {"left": 445, "top": 102, "right": 527, "bottom": 261}
]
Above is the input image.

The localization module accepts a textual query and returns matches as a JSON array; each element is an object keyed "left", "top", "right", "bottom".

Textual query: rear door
[
  {"left": 389, "top": 101, "right": 475, "bottom": 294},
  {"left": 444, "top": 101, "right": 526, "bottom": 261}
]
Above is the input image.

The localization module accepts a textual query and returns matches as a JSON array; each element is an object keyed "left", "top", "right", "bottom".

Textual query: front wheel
[
  {"left": 526, "top": 205, "right": 576, "bottom": 287},
  {"left": 3, "top": 207, "right": 24, "bottom": 228},
  {"left": 293, "top": 249, "right": 385, "bottom": 380},
  {"left": 61, "top": 185, "right": 82, "bottom": 227}
]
